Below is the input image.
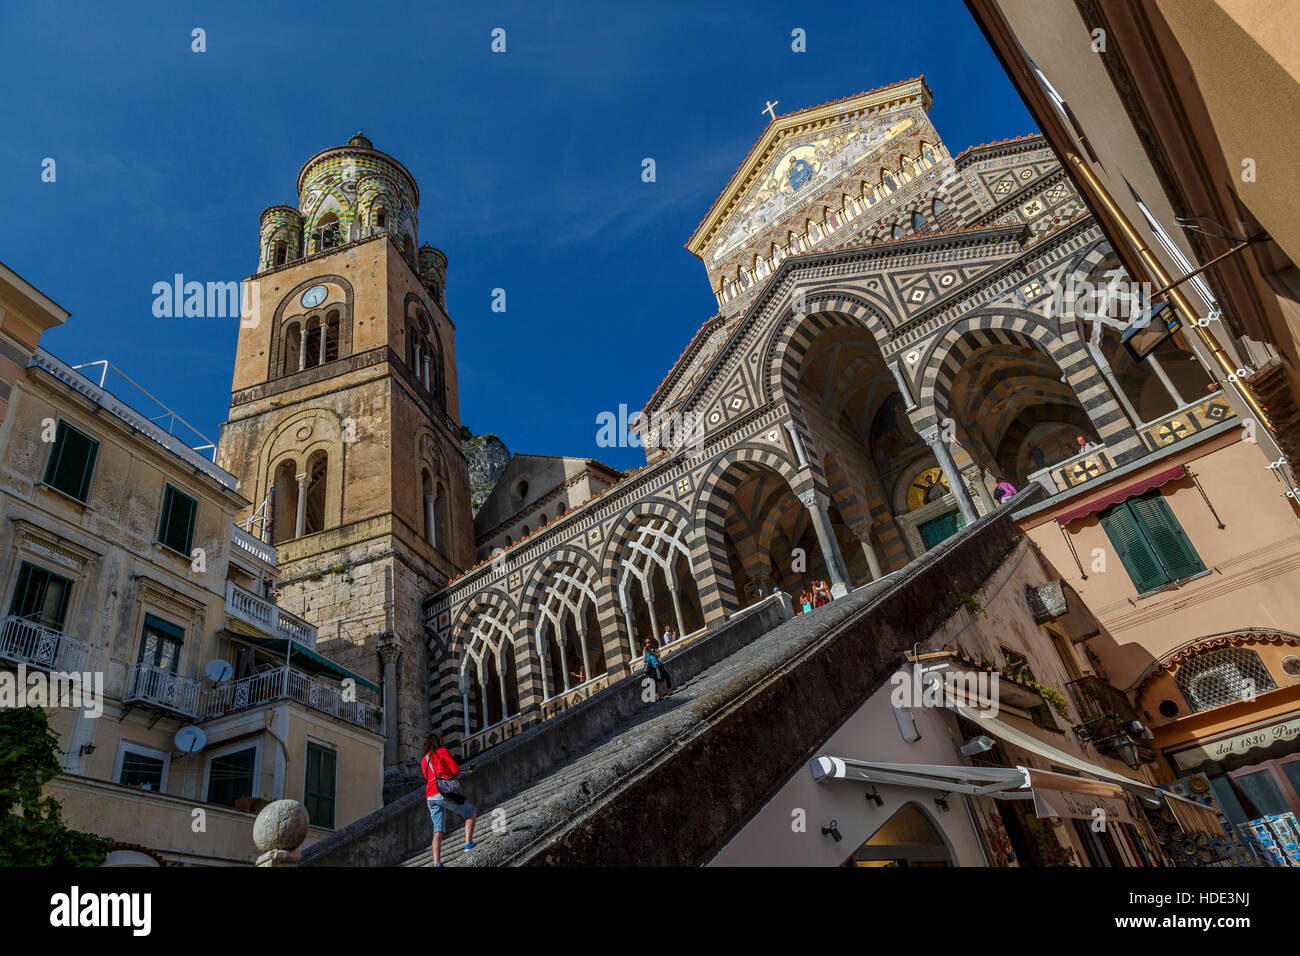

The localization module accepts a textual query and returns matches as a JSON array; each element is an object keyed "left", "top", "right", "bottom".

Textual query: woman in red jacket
[{"left": 423, "top": 733, "right": 477, "bottom": 866}]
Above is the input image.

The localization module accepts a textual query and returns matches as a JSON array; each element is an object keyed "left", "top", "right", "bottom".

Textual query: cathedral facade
[
  {"left": 216, "top": 134, "right": 475, "bottom": 779},
  {"left": 423, "top": 76, "right": 1212, "bottom": 757}
]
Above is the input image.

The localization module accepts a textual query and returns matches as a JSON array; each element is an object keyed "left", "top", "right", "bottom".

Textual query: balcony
[
  {"left": 124, "top": 662, "right": 201, "bottom": 718},
  {"left": 1066, "top": 675, "right": 1156, "bottom": 767},
  {"left": 224, "top": 580, "right": 315, "bottom": 648},
  {"left": 231, "top": 523, "right": 276, "bottom": 567},
  {"left": 0, "top": 616, "right": 87, "bottom": 672},
  {"left": 200, "top": 665, "right": 382, "bottom": 733},
  {"left": 1027, "top": 444, "right": 1117, "bottom": 494}
]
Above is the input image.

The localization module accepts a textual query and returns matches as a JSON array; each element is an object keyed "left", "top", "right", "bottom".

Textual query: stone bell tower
[{"left": 217, "top": 133, "right": 474, "bottom": 791}]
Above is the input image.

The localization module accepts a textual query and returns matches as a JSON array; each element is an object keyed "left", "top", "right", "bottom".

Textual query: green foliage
[
  {"left": 0, "top": 707, "right": 114, "bottom": 866},
  {"left": 1002, "top": 656, "right": 1071, "bottom": 720},
  {"left": 459, "top": 424, "right": 473, "bottom": 441},
  {"left": 952, "top": 580, "right": 986, "bottom": 617}
]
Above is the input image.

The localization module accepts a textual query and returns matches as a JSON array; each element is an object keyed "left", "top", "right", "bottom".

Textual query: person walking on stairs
[
  {"left": 642, "top": 638, "right": 673, "bottom": 698},
  {"left": 423, "top": 732, "right": 477, "bottom": 867}
]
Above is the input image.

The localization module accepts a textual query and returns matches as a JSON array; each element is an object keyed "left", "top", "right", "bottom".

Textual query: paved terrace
[{"left": 303, "top": 492, "right": 1034, "bottom": 867}]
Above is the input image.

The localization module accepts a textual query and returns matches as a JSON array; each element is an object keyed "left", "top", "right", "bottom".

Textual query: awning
[
  {"left": 1161, "top": 792, "right": 1225, "bottom": 837},
  {"left": 223, "top": 621, "right": 381, "bottom": 693},
  {"left": 1056, "top": 464, "right": 1186, "bottom": 525},
  {"left": 1025, "top": 767, "right": 1134, "bottom": 825}
]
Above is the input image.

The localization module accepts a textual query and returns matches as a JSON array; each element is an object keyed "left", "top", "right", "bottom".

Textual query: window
[
  {"left": 118, "top": 745, "right": 168, "bottom": 791},
  {"left": 136, "top": 614, "right": 184, "bottom": 674},
  {"left": 314, "top": 214, "right": 341, "bottom": 251},
  {"left": 304, "top": 742, "right": 337, "bottom": 829},
  {"left": 1175, "top": 646, "right": 1276, "bottom": 713},
  {"left": 207, "top": 746, "right": 257, "bottom": 808},
  {"left": 1099, "top": 491, "right": 1205, "bottom": 594},
  {"left": 157, "top": 484, "right": 197, "bottom": 555},
  {"left": 273, "top": 242, "right": 287, "bottom": 266},
  {"left": 43, "top": 420, "right": 99, "bottom": 502},
  {"left": 8, "top": 561, "right": 71, "bottom": 630}
]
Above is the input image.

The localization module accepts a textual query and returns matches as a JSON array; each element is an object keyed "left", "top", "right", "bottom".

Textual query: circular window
[
  {"left": 1282, "top": 655, "right": 1300, "bottom": 678},
  {"left": 1158, "top": 699, "right": 1180, "bottom": 719}
]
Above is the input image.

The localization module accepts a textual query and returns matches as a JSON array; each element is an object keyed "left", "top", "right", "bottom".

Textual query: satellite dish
[
  {"left": 174, "top": 726, "right": 207, "bottom": 755},
  {"left": 204, "top": 659, "right": 233, "bottom": 683}
]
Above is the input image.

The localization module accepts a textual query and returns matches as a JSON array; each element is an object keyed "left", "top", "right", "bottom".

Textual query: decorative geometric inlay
[
  {"left": 1020, "top": 198, "right": 1044, "bottom": 217},
  {"left": 437, "top": 611, "right": 450, "bottom": 630},
  {"left": 1019, "top": 168, "right": 1033, "bottom": 180},
  {"left": 766, "top": 428, "right": 781, "bottom": 442},
  {"left": 1045, "top": 182, "right": 1070, "bottom": 204},
  {"left": 587, "top": 526, "right": 601, "bottom": 544},
  {"left": 993, "top": 180, "right": 1013, "bottom": 195},
  {"left": 508, "top": 571, "right": 521, "bottom": 590},
  {"left": 708, "top": 410, "right": 722, "bottom": 424},
  {"left": 909, "top": 288, "right": 927, "bottom": 304},
  {"left": 1157, "top": 419, "right": 1189, "bottom": 445},
  {"left": 1070, "top": 458, "right": 1102, "bottom": 484},
  {"left": 939, "top": 273, "right": 956, "bottom": 287},
  {"left": 676, "top": 476, "right": 692, "bottom": 497},
  {"left": 1203, "top": 402, "right": 1230, "bottom": 421},
  {"left": 729, "top": 395, "right": 745, "bottom": 410},
  {"left": 1021, "top": 280, "right": 1044, "bottom": 300}
]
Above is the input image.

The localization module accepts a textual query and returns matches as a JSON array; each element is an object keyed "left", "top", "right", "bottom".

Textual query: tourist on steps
[
  {"left": 993, "top": 478, "right": 1018, "bottom": 503},
  {"left": 642, "top": 638, "right": 673, "bottom": 697},
  {"left": 799, "top": 588, "right": 813, "bottom": 614},
  {"left": 423, "top": 732, "right": 477, "bottom": 867}
]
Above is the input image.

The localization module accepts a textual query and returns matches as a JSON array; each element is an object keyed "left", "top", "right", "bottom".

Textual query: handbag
[{"left": 427, "top": 753, "right": 467, "bottom": 804}]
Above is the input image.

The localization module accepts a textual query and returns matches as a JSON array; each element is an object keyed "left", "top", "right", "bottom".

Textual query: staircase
[{"left": 303, "top": 492, "right": 1034, "bottom": 867}]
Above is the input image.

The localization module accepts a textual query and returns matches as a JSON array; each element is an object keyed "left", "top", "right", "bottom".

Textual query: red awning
[{"left": 1056, "top": 464, "right": 1187, "bottom": 525}]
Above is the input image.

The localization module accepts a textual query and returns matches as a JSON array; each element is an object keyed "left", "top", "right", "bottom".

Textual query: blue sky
[{"left": 2, "top": 0, "right": 1034, "bottom": 471}]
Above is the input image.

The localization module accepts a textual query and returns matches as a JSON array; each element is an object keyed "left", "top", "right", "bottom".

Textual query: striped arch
[
  {"left": 912, "top": 310, "right": 1140, "bottom": 459},
  {"left": 444, "top": 587, "right": 523, "bottom": 741},
  {"left": 520, "top": 546, "right": 611, "bottom": 698},
  {"left": 692, "top": 443, "right": 803, "bottom": 619},
  {"left": 605, "top": 506, "right": 702, "bottom": 657},
  {"left": 764, "top": 293, "right": 892, "bottom": 406}
]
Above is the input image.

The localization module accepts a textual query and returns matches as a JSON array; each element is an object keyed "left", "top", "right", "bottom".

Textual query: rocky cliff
[{"left": 462, "top": 429, "right": 510, "bottom": 515}]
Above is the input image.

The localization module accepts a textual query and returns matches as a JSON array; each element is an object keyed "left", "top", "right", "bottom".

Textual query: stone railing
[
  {"left": 30, "top": 349, "right": 238, "bottom": 492},
  {"left": 125, "top": 662, "right": 202, "bottom": 717},
  {"left": 1136, "top": 394, "right": 1237, "bottom": 452},
  {"left": 231, "top": 523, "right": 277, "bottom": 567},
  {"left": 1027, "top": 444, "right": 1115, "bottom": 494},
  {"left": 201, "top": 665, "right": 382, "bottom": 733},
  {"left": 0, "top": 615, "right": 87, "bottom": 673},
  {"left": 225, "top": 580, "right": 315, "bottom": 648}
]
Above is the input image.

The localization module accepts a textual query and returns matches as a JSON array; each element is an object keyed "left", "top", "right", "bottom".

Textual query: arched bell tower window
[
  {"left": 313, "top": 214, "right": 341, "bottom": 252},
  {"left": 273, "top": 242, "right": 288, "bottom": 266},
  {"left": 375, "top": 209, "right": 387, "bottom": 230},
  {"left": 303, "top": 451, "right": 328, "bottom": 535}
]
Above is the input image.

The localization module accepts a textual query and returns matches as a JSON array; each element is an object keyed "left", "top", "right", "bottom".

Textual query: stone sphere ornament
[{"left": 253, "top": 799, "right": 311, "bottom": 866}]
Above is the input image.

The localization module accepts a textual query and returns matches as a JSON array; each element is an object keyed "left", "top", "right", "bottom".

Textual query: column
[
  {"left": 848, "top": 519, "right": 883, "bottom": 581},
  {"left": 783, "top": 421, "right": 810, "bottom": 469},
  {"left": 297, "top": 333, "right": 307, "bottom": 372},
  {"left": 641, "top": 575, "right": 661, "bottom": 644},
  {"left": 967, "top": 465, "right": 997, "bottom": 514},
  {"left": 497, "top": 654, "right": 509, "bottom": 719},
  {"left": 424, "top": 491, "right": 436, "bottom": 545},
  {"left": 458, "top": 671, "right": 471, "bottom": 740},
  {"left": 317, "top": 325, "right": 327, "bottom": 366},
  {"left": 1086, "top": 341, "right": 1143, "bottom": 427},
  {"left": 376, "top": 637, "right": 401, "bottom": 768},
  {"left": 294, "top": 472, "right": 308, "bottom": 538},
  {"left": 666, "top": 567, "right": 687, "bottom": 636},
  {"left": 1147, "top": 354, "right": 1186, "bottom": 409},
  {"left": 535, "top": 628, "right": 553, "bottom": 701},
  {"left": 798, "top": 490, "right": 851, "bottom": 598},
  {"left": 921, "top": 427, "right": 977, "bottom": 524},
  {"left": 556, "top": 619, "right": 571, "bottom": 692},
  {"left": 575, "top": 621, "right": 592, "bottom": 683}
]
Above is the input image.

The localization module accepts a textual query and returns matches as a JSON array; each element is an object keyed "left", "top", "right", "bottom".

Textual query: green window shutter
[
  {"left": 1100, "top": 504, "right": 1169, "bottom": 594},
  {"left": 304, "top": 744, "right": 336, "bottom": 829},
  {"left": 43, "top": 421, "right": 99, "bottom": 501},
  {"left": 1129, "top": 493, "right": 1205, "bottom": 582},
  {"left": 158, "top": 485, "right": 198, "bottom": 554}
]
